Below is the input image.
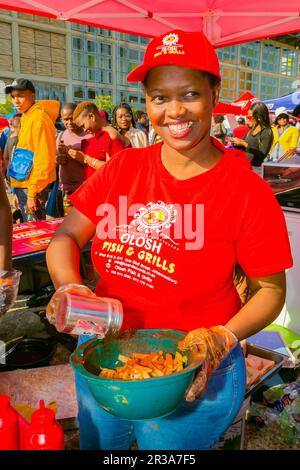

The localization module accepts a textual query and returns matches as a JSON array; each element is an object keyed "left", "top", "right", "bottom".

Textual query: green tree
[
  {"left": 0, "top": 96, "right": 13, "bottom": 116},
  {"left": 94, "top": 95, "right": 114, "bottom": 116}
]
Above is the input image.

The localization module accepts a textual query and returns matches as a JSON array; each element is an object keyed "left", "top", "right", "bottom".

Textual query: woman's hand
[
  {"left": 68, "top": 149, "right": 86, "bottom": 164},
  {"left": 178, "top": 326, "right": 238, "bottom": 402},
  {"left": 57, "top": 143, "right": 69, "bottom": 165},
  {"left": 46, "top": 283, "right": 96, "bottom": 325},
  {"left": 27, "top": 195, "right": 38, "bottom": 213},
  {"left": 231, "top": 137, "right": 247, "bottom": 148}
]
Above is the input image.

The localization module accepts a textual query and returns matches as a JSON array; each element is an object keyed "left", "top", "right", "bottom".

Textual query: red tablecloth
[{"left": 12, "top": 219, "right": 63, "bottom": 259}]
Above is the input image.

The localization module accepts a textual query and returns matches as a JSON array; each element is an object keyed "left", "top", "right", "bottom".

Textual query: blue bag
[
  {"left": 8, "top": 147, "right": 34, "bottom": 181},
  {"left": 45, "top": 180, "right": 59, "bottom": 217}
]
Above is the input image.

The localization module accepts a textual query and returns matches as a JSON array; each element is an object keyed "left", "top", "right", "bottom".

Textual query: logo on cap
[
  {"left": 12, "top": 80, "right": 18, "bottom": 86},
  {"left": 162, "top": 33, "right": 179, "bottom": 46},
  {"left": 154, "top": 33, "right": 184, "bottom": 59}
]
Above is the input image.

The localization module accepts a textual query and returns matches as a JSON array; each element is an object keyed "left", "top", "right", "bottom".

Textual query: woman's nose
[{"left": 166, "top": 100, "right": 186, "bottom": 119}]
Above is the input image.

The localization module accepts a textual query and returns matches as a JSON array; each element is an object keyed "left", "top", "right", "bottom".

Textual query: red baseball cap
[{"left": 127, "top": 30, "right": 221, "bottom": 83}]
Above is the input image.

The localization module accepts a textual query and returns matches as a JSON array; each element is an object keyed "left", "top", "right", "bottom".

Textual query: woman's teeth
[{"left": 168, "top": 121, "right": 193, "bottom": 136}]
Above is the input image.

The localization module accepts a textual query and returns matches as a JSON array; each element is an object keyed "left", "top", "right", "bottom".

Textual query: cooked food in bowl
[
  {"left": 99, "top": 351, "right": 188, "bottom": 380},
  {"left": 70, "top": 329, "right": 206, "bottom": 420}
]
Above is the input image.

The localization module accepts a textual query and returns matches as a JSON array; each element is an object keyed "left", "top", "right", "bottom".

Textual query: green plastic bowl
[{"left": 70, "top": 329, "right": 205, "bottom": 420}]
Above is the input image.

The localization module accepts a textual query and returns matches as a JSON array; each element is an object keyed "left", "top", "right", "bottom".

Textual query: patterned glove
[
  {"left": 178, "top": 325, "right": 238, "bottom": 402},
  {"left": 46, "top": 283, "right": 96, "bottom": 325},
  {"left": 0, "top": 270, "right": 21, "bottom": 318}
]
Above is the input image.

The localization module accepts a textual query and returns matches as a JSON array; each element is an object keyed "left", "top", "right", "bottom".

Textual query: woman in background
[
  {"left": 211, "top": 114, "right": 227, "bottom": 145},
  {"left": 268, "top": 107, "right": 299, "bottom": 162},
  {"left": 112, "top": 103, "right": 148, "bottom": 148},
  {"left": 231, "top": 102, "right": 273, "bottom": 168}
]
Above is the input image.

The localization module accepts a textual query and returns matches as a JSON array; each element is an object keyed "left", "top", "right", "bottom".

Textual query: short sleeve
[
  {"left": 236, "top": 177, "right": 293, "bottom": 277},
  {"left": 70, "top": 166, "right": 107, "bottom": 225},
  {"left": 111, "top": 137, "right": 126, "bottom": 156}
]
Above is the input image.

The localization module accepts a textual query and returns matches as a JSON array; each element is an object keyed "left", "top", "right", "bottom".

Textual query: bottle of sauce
[
  {"left": 22, "top": 400, "right": 64, "bottom": 450},
  {"left": 0, "top": 394, "right": 19, "bottom": 450}
]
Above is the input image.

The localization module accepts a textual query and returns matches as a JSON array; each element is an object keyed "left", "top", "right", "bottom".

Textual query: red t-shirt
[
  {"left": 233, "top": 125, "right": 249, "bottom": 139},
  {"left": 81, "top": 130, "right": 125, "bottom": 180},
  {"left": 71, "top": 142, "right": 293, "bottom": 332}
]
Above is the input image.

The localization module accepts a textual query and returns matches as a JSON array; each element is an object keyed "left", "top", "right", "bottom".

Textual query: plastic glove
[
  {"left": 46, "top": 283, "right": 95, "bottom": 325},
  {"left": 178, "top": 325, "right": 238, "bottom": 402},
  {"left": 0, "top": 270, "right": 21, "bottom": 318}
]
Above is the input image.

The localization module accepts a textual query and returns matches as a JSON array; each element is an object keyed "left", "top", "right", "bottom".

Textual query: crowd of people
[{"left": 212, "top": 103, "right": 300, "bottom": 168}]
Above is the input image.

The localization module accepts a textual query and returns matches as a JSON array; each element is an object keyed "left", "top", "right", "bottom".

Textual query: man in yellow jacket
[{"left": 5, "top": 79, "right": 59, "bottom": 221}]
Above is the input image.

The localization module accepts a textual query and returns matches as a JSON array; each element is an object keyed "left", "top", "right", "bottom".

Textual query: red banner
[{"left": 12, "top": 219, "right": 63, "bottom": 258}]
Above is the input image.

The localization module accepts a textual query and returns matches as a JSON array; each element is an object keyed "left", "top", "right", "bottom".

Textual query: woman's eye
[
  {"left": 184, "top": 91, "right": 199, "bottom": 98},
  {"left": 152, "top": 95, "right": 165, "bottom": 104}
]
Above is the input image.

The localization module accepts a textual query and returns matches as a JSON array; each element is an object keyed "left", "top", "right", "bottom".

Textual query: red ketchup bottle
[
  {"left": 0, "top": 394, "right": 19, "bottom": 450},
  {"left": 23, "top": 400, "right": 64, "bottom": 450}
]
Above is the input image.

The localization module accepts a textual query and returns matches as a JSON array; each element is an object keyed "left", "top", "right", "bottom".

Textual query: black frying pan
[{"left": 0, "top": 337, "right": 56, "bottom": 371}]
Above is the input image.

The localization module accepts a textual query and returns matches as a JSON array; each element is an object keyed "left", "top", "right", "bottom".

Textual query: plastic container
[
  {"left": 53, "top": 292, "right": 123, "bottom": 337},
  {"left": 22, "top": 400, "right": 64, "bottom": 450},
  {"left": 0, "top": 394, "right": 19, "bottom": 450},
  {"left": 70, "top": 329, "right": 205, "bottom": 420}
]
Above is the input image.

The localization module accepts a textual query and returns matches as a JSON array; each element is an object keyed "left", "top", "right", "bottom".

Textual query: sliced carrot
[{"left": 99, "top": 351, "right": 188, "bottom": 380}]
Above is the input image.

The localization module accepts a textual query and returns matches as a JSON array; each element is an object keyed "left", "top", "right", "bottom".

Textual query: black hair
[
  {"left": 111, "top": 103, "right": 136, "bottom": 129},
  {"left": 237, "top": 117, "right": 245, "bottom": 125},
  {"left": 214, "top": 114, "right": 225, "bottom": 123},
  {"left": 293, "top": 104, "right": 300, "bottom": 118},
  {"left": 249, "top": 102, "right": 271, "bottom": 130},
  {"left": 61, "top": 102, "right": 77, "bottom": 112},
  {"left": 275, "top": 113, "right": 289, "bottom": 125},
  {"left": 135, "top": 110, "right": 146, "bottom": 121},
  {"left": 100, "top": 109, "right": 109, "bottom": 121}
]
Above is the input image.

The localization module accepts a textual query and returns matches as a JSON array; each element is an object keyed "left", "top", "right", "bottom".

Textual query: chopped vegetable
[{"left": 99, "top": 351, "right": 188, "bottom": 380}]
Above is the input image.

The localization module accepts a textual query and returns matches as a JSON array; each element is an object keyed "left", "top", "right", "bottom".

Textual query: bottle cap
[{"left": 31, "top": 400, "right": 55, "bottom": 425}]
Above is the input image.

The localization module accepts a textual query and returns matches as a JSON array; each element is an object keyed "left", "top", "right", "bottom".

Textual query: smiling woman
[
  {"left": 143, "top": 66, "right": 220, "bottom": 176},
  {"left": 46, "top": 29, "right": 292, "bottom": 450}
]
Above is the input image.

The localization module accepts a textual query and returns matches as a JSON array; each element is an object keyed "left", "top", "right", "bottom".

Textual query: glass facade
[
  {"left": 216, "top": 39, "right": 299, "bottom": 102},
  {"left": 68, "top": 25, "right": 299, "bottom": 106},
  {"left": 262, "top": 43, "right": 280, "bottom": 73},
  {"left": 281, "top": 48, "right": 298, "bottom": 76},
  {"left": 35, "top": 82, "right": 66, "bottom": 102},
  {"left": 239, "top": 71, "right": 259, "bottom": 95},
  {"left": 116, "top": 46, "right": 143, "bottom": 86},
  {"left": 280, "top": 78, "right": 296, "bottom": 96},
  {"left": 239, "top": 42, "right": 260, "bottom": 69},
  {"left": 217, "top": 45, "right": 238, "bottom": 65},
  {"left": 70, "top": 27, "right": 148, "bottom": 107},
  {"left": 260, "top": 75, "right": 279, "bottom": 100},
  {"left": 71, "top": 37, "right": 112, "bottom": 84}
]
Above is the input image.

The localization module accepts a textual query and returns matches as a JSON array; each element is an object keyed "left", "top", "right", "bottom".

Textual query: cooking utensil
[
  {"left": 70, "top": 329, "right": 205, "bottom": 421},
  {"left": 0, "top": 337, "right": 56, "bottom": 371},
  {"left": 0, "top": 336, "right": 26, "bottom": 361}
]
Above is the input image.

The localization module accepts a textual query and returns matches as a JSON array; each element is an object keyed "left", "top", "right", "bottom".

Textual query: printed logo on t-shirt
[
  {"left": 130, "top": 201, "right": 177, "bottom": 235},
  {"left": 94, "top": 198, "right": 204, "bottom": 290}
]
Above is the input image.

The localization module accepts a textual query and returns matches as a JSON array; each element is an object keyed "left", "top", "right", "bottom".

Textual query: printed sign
[{"left": 12, "top": 219, "right": 63, "bottom": 258}]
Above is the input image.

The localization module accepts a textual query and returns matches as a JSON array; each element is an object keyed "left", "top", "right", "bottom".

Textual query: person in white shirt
[{"left": 111, "top": 103, "right": 148, "bottom": 148}]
